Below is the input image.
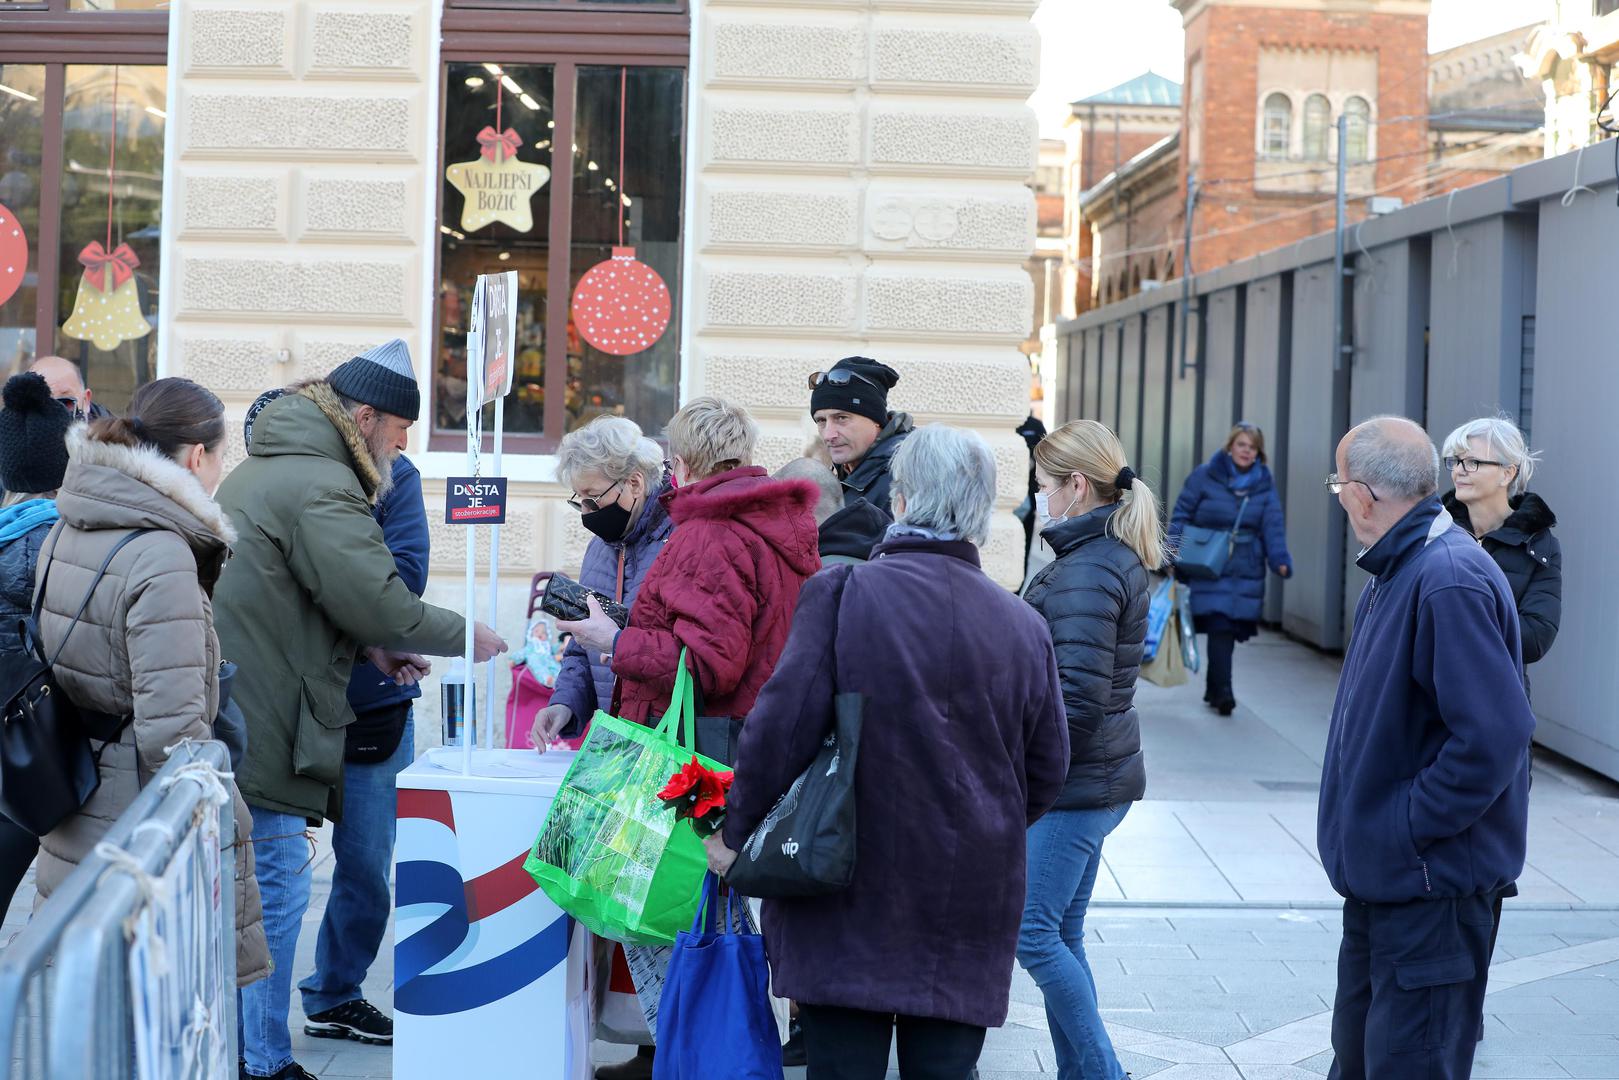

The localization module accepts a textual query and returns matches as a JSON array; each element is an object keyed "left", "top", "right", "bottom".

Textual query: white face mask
[{"left": 1037, "top": 487, "right": 1079, "bottom": 531}]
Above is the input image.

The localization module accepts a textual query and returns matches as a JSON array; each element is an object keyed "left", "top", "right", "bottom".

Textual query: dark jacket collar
[
  {"left": 1042, "top": 503, "right": 1118, "bottom": 559},
  {"left": 622, "top": 473, "right": 674, "bottom": 547},
  {"left": 1356, "top": 496, "right": 1445, "bottom": 580},
  {"left": 841, "top": 412, "right": 914, "bottom": 490},
  {"left": 1442, "top": 490, "right": 1556, "bottom": 546},
  {"left": 870, "top": 533, "right": 981, "bottom": 568}
]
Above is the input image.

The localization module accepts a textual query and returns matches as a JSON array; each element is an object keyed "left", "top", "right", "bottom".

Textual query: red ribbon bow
[
  {"left": 477, "top": 126, "right": 522, "bottom": 162},
  {"left": 78, "top": 241, "right": 140, "bottom": 293}
]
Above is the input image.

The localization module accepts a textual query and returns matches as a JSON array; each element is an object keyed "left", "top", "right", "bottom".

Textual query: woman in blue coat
[{"left": 1169, "top": 423, "right": 1292, "bottom": 715}]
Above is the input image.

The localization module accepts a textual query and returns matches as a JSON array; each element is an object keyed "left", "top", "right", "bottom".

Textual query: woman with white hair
[
  {"left": 1440, "top": 416, "right": 1561, "bottom": 666},
  {"left": 709, "top": 424, "right": 1071, "bottom": 1079},
  {"left": 531, "top": 416, "right": 674, "bottom": 749}
]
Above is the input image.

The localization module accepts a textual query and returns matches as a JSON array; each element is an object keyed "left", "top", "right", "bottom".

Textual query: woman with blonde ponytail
[{"left": 1017, "top": 419, "right": 1160, "bottom": 1080}]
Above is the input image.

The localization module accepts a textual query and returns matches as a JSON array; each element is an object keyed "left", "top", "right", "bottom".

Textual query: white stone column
[{"left": 689, "top": 0, "right": 1041, "bottom": 586}]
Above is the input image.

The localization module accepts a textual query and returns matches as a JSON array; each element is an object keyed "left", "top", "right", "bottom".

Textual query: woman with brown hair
[
  {"left": 1169, "top": 422, "right": 1293, "bottom": 715},
  {"left": 1018, "top": 419, "right": 1165, "bottom": 1080},
  {"left": 32, "top": 377, "right": 269, "bottom": 987}
]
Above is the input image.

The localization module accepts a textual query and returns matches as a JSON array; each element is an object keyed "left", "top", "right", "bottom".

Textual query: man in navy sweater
[{"left": 1320, "top": 417, "right": 1534, "bottom": 1080}]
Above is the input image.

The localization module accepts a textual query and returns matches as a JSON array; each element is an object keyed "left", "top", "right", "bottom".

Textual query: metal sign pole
[{"left": 484, "top": 391, "right": 504, "bottom": 750}]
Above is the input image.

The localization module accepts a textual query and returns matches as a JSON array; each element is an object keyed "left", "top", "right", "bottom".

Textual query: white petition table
[{"left": 394, "top": 748, "right": 586, "bottom": 1079}]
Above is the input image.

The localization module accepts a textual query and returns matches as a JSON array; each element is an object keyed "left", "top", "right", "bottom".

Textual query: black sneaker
[
  {"left": 781, "top": 1016, "right": 806, "bottom": 1066},
  {"left": 244, "top": 1064, "right": 320, "bottom": 1080},
  {"left": 303, "top": 998, "right": 393, "bottom": 1045}
]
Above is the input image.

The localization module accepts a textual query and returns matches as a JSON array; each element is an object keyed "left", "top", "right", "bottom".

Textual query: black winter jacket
[
  {"left": 1023, "top": 504, "right": 1149, "bottom": 809},
  {"left": 0, "top": 518, "right": 51, "bottom": 657},
  {"left": 1443, "top": 491, "right": 1561, "bottom": 665}
]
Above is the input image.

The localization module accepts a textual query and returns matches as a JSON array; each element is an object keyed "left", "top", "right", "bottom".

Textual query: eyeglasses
[
  {"left": 54, "top": 397, "right": 84, "bottom": 419},
  {"left": 1444, "top": 456, "right": 1507, "bottom": 475},
  {"left": 567, "top": 478, "right": 623, "bottom": 514},
  {"left": 807, "top": 369, "right": 882, "bottom": 393},
  {"left": 1325, "top": 473, "right": 1379, "bottom": 501}
]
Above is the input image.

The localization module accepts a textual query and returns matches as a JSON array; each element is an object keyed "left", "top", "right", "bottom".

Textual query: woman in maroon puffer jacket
[{"left": 558, "top": 395, "right": 821, "bottom": 737}]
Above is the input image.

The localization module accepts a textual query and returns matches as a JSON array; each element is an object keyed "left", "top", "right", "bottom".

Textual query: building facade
[
  {"left": 1520, "top": 1, "right": 1619, "bottom": 158},
  {"left": 0, "top": 0, "right": 1043, "bottom": 736}
]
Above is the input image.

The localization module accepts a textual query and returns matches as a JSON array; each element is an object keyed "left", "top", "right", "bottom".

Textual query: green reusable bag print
[{"left": 525, "top": 650, "right": 727, "bottom": 946}]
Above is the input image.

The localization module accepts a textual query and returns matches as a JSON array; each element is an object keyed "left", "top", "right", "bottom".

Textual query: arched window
[
  {"left": 1261, "top": 93, "right": 1292, "bottom": 159},
  {"left": 1303, "top": 94, "right": 1331, "bottom": 161},
  {"left": 1146, "top": 259, "right": 1158, "bottom": 283},
  {"left": 1344, "top": 96, "right": 1371, "bottom": 162},
  {"left": 1131, "top": 265, "right": 1142, "bottom": 295}
]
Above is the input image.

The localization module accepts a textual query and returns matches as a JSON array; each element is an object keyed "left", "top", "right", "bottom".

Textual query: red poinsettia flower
[
  {"left": 657, "top": 757, "right": 706, "bottom": 803},
  {"left": 690, "top": 768, "right": 734, "bottom": 821}
]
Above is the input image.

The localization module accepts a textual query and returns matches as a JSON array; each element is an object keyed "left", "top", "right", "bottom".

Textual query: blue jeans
[
  {"left": 1017, "top": 803, "right": 1131, "bottom": 1080},
  {"left": 299, "top": 713, "right": 414, "bottom": 1015},
  {"left": 240, "top": 807, "right": 316, "bottom": 1076}
]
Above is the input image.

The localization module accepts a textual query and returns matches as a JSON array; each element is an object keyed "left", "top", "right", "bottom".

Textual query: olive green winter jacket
[{"left": 214, "top": 383, "right": 464, "bottom": 822}]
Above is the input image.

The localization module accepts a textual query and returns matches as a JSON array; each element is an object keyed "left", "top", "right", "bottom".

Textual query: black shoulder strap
[{"left": 37, "top": 528, "right": 157, "bottom": 669}]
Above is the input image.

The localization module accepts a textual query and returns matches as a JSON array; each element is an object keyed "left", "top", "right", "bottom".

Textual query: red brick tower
[{"left": 1174, "top": 0, "right": 1431, "bottom": 272}]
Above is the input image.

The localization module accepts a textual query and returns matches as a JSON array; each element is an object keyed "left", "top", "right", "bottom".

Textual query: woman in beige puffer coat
[{"left": 33, "top": 378, "right": 269, "bottom": 987}]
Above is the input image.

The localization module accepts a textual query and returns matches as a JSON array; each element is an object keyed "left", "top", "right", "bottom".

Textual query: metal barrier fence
[{"left": 0, "top": 740, "right": 237, "bottom": 1080}]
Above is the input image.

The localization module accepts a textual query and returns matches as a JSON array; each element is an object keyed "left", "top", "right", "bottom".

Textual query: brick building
[{"left": 1059, "top": 0, "right": 1545, "bottom": 316}]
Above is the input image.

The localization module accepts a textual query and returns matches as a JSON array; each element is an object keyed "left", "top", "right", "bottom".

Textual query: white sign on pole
[{"left": 460, "top": 271, "right": 519, "bottom": 771}]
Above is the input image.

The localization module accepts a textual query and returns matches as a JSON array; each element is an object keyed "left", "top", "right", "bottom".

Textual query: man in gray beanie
[{"left": 215, "top": 340, "right": 507, "bottom": 1080}]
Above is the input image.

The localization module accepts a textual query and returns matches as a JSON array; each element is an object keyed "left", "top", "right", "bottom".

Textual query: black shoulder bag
[
  {"left": 724, "top": 568, "right": 863, "bottom": 899},
  {"left": 0, "top": 527, "right": 150, "bottom": 837}
]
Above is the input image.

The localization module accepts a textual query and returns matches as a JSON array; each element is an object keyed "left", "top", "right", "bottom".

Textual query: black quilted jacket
[
  {"left": 0, "top": 520, "right": 50, "bottom": 657},
  {"left": 1023, "top": 504, "right": 1149, "bottom": 809}
]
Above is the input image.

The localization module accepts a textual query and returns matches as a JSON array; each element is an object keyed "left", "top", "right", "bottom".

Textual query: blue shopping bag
[
  {"left": 652, "top": 873, "right": 783, "bottom": 1080},
  {"left": 1142, "top": 576, "right": 1175, "bottom": 663}
]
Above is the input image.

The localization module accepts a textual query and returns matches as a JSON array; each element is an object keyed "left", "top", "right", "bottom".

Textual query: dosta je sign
[{"left": 445, "top": 476, "right": 508, "bottom": 524}]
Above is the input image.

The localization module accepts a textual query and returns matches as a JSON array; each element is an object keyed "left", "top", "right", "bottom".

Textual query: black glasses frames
[
  {"left": 1443, "top": 456, "right": 1508, "bottom": 475},
  {"left": 1325, "top": 473, "right": 1379, "bottom": 502}
]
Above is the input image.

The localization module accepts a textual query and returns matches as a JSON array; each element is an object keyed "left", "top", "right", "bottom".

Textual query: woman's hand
[
  {"left": 530, "top": 704, "right": 574, "bottom": 750},
  {"left": 1277, "top": 564, "right": 1292, "bottom": 579},
  {"left": 556, "top": 595, "right": 618, "bottom": 656},
  {"left": 703, "top": 832, "right": 738, "bottom": 877}
]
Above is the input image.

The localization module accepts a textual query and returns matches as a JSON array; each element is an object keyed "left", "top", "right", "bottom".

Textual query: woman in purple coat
[
  {"left": 709, "top": 424, "right": 1071, "bottom": 1080},
  {"left": 530, "top": 416, "right": 672, "bottom": 748}
]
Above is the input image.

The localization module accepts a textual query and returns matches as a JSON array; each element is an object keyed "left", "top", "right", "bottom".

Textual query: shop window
[
  {"left": 1303, "top": 94, "right": 1331, "bottom": 161},
  {"left": 1343, "top": 96, "right": 1371, "bottom": 163},
  {"left": 1261, "top": 93, "right": 1292, "bottom": 160},
  {"left": 1, "top": 3, "right": 167, "bottom": 411},
  {"left": 434, "top": 60, "right": 686, "bottom": 450}
]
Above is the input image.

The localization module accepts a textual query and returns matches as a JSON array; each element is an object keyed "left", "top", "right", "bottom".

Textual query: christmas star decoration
[{"left": 445, "top": 126, "right": 550, "bottom": 233}]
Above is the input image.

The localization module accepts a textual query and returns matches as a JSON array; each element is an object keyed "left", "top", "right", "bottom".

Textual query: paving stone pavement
[{"left": 6, "top": 631, "right": 1619, "bottom": 1078}]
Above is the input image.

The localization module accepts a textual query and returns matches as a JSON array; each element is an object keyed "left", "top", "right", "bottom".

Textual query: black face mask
[{"left": 580, "top": 497, "right": 635, "bottom": 543}]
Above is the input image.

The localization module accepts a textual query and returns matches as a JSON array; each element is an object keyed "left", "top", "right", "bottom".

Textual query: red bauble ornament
[
  {"left": 0, "top": 203, "right": 26, "bottom": 308},
  {"left": 570, "top": 246, "right": 671, "bottom": 357}
]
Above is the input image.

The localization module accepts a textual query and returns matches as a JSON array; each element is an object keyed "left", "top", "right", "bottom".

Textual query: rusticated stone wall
[{"left": 689, "top": 0, "right": 1042, "bottom": 586}]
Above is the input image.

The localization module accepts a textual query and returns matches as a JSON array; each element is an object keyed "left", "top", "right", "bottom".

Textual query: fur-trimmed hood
[
  {"left": 246, "top": 381, "right": 384, "bottom": 503},
  {"left": 56, "top": 424, "right": 236, "bottom": 553},
  {"left": 662, "top": 465, "right": 822, "bottom": 576},
  {"left": 1443, "top": 490, "right": 1557, "bottom": 546}
]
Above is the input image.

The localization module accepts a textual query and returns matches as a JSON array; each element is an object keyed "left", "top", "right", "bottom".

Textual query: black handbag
[
  {"left": 345, "top": 700, "right": 410, "bottom": 765},
  {"left": 538, "top": 572, "right": 629, "bottom": 628},
  {"left": 0, "top": 528, "right": 150, "bottom": 837},
  {"left": 724, "top": 691, "right": 863, "bottom": 899},
  {"left": 723, "top": 568, "right": 862, "bottom": 898}
]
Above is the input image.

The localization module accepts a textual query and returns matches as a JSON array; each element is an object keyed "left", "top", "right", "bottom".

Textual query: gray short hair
[
  {"left": 1346, "top": 416, "right": 1440, "bottom": 501},
  {"left": 888, "top": 424, "right": 996, "bottom": 546},
  {"left": 772, "top": 456, "right": 843, "bottom": 525},
  {"left": 1442, "top": 416, "right": 1539, "bottom": 496},
  {"left": 556, "top": 416, "right": 664, "bottom": 490}
]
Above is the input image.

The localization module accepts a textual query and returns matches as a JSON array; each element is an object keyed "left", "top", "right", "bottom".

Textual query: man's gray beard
[{"left": 366, "top": 426, "right": 398, "bottom": 499}]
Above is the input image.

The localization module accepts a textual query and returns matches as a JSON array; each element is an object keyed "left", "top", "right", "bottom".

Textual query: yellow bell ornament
[{"left": 61, "top": 241, "right": 150, "bottom": 350}]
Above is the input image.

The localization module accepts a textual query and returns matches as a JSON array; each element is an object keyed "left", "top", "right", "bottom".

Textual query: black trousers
[
  {"left": 799, "top": 1005, "right": 985, "bottom": 1080},
  {"left": 1205, "top": 631, "right": 1237, "bottom": 700},
  {"left": 0, "top": 814, "right": 37, "bottom": 914},
  {"left": 1328, "top": 894, "right": 1495, "bottom": 1080}
]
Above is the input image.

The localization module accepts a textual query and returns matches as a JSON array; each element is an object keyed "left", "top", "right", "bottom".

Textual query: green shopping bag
[{"left": 525, "top": 650, "right": 727, "bottom": 946}]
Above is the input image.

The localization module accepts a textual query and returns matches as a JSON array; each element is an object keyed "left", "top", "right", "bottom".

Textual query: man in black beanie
[{"left": 808, "top": 356, "right": 913, "bottom": 515}]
